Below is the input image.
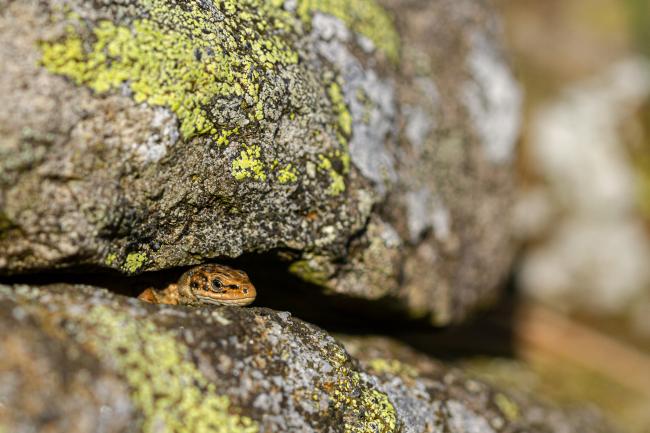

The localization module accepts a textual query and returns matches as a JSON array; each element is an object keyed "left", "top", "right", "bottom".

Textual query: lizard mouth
[{"left": 195, "top": 294, "right": 256, "bottom": 306}]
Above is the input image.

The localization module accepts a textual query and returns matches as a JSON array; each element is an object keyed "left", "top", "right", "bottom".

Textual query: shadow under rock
[
  {"left": 249, "top": 254, "right": 520, "bottom": 361},
  {"left": 0, "top": 252, "right": 520, "bottom": 360}
]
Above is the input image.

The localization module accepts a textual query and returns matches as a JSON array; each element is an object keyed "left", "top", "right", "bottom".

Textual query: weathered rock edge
[
  {"left": 0, "top": 284, "right": 616, "bottom": 433},
  {"left": 0, "top": 0, "right": 520, "bottom": 323}
]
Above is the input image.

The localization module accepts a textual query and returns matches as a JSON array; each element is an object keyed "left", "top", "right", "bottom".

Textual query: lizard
[{"left": 138, "top": 264, "right": 256, "bottom": 307}]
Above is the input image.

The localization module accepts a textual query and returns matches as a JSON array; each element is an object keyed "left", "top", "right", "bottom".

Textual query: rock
[
  {"left": 340, "top": 336, "right": 618, "bottom": 433},
  {"left": 515, "top": 58, "right": 650, "bottom": 317},
  {"left": 0, "top": 0, "right": 520, "bottom": 323},
  {"left": 0, "top": 283, "right": 616, "bottom": 433}
]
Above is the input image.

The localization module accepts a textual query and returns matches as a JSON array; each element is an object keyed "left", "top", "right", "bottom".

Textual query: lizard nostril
[{"left": 243, "top": 288, "right": 248, "bottom": 294}]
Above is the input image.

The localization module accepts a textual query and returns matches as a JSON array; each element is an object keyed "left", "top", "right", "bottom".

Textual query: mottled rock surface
[
  {"left": 0, "top": 283, "right": 616, "bottom": 433},
  {"left": 341, "top": 337, "right": 619, "bottom": 433},
  {"left": 0, "top": 0, "right": 520, "bottom": 323}
]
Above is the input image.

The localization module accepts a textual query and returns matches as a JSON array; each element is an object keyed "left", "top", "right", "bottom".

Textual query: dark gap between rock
[{"left": 0, "top": 252, "right": 520, "bottom": 360}]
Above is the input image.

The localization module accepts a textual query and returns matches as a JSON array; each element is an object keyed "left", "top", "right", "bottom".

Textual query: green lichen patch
[
  {"left": 123, "top": 252, "right": 147, "bottom": 273},
  {"left": 104, "top": 252, "right": 118, "bottom": 266},
  {"left": 40, "top": 0, "right": 299, "bottom": 141},
  {"left": 320, "top": 346, "right": 397, "bottom": 433},
  {"left": 36, "top": 0, "right": 386, "bottom": 192},
  {"left": 277, "top": 163, "right": 299, "bottom": 183},
  {"left": 297, "top": 0, "right": 400, "bottom": 63},
  {"left": 318, "top": 155, "right": 346, "bottom": 196},
  {"left": 288, "top": 257, "right": 332, "bottom": 286},
  {"left": 231, "top": 144, "right": 267, "bottom": 181},
  {"left": 493, "top": 393, "right": 520, "bottom": 422},
  {"left": 327, "top": 82, "right": 352, "bottom": 175},
  {"left": 367, "top": 358, "right": 418, "bottom": 379},
  {"left": 82, "top": 305, "right": 258, "bottom": 433},
  {"left": 328, "top": 82, "right": 353, "bottom": 138},
  {"left": 36, "top": 0, "right": 395, "bottom": 193}
]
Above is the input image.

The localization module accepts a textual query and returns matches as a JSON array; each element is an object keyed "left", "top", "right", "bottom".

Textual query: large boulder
[
  {"left": 0, "top": 0, "right": 521, "bottom": 323},
  {"left": 0, "top": 283, "right": 615, "bottom": 433}
]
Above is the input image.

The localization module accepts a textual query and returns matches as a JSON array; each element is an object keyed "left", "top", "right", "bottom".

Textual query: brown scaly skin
[{"left": 138, "top": 264, "right": 256, "bottom": 307}]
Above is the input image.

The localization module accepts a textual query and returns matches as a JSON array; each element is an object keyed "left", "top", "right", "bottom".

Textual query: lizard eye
[{"left": 211, "top": 278, "right": 223, "bottom": 291}]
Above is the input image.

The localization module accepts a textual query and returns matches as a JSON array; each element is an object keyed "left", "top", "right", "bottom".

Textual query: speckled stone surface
[
  {"left": 0, "top": 284, "right": 617, "bottom": 433},
  {"left": 340, "top": 336, "right": 618, "bottom": 433},
  {"left": 0, "top": 0, "right": 520, "bottom": 324}
]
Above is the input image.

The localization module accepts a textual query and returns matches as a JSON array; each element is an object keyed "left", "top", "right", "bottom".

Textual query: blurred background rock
[{"left": 482, "top": 0, "right": 650, "bottom": 431}]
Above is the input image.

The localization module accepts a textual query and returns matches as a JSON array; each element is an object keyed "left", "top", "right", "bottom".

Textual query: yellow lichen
[
  {"left": 82, "top": 306, "right": 258, "bottom": 433},
  {"left": 40, "top": 0, "right": 299, "bottom": 140},
  {"left": 297, "top": 0, "right": 400, "bottom": 63},
  {"left": 327, "top": 82, "right": 353, "bottom": 177},
  {"left": 367, "top": 358, "right": 418, "bottom": 379},
  {"left": 105, "top": 253, "right": 118, "bottom": 266},
  {"left": 232, "top": 144, "right": 267, "bottom": 181},
  {"left": 288, "top": 258, "right": 331, "bottom": 286},
  {"left": 318, "top": 155, "right": 346, "bottom": 196},
  {"left": 38, "top": 0, "right": 395, "bottom": 189},
  {"left": 493, "top": 393, "right": 520, "bottom": 422},
  {"left": 124, "top": 252, "right": 147, "bottom": 273},
  {"left": 320, "top": 347, "right": 397, "bottom": 433},
  {"left": 328, "top": 82, "right": 352, "bottom": 137},
  {"left": 277, "top": 163, "right": 299, "bottom": 183}
]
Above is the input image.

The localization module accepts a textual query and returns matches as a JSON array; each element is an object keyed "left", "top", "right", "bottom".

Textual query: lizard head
[{"left": 178, "top": 264, "right": 257, "bottom": 306}]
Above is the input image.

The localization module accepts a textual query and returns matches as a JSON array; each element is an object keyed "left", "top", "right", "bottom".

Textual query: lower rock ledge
[{"left": 0, "top": 284, "right": 616, "bottom": 433}]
